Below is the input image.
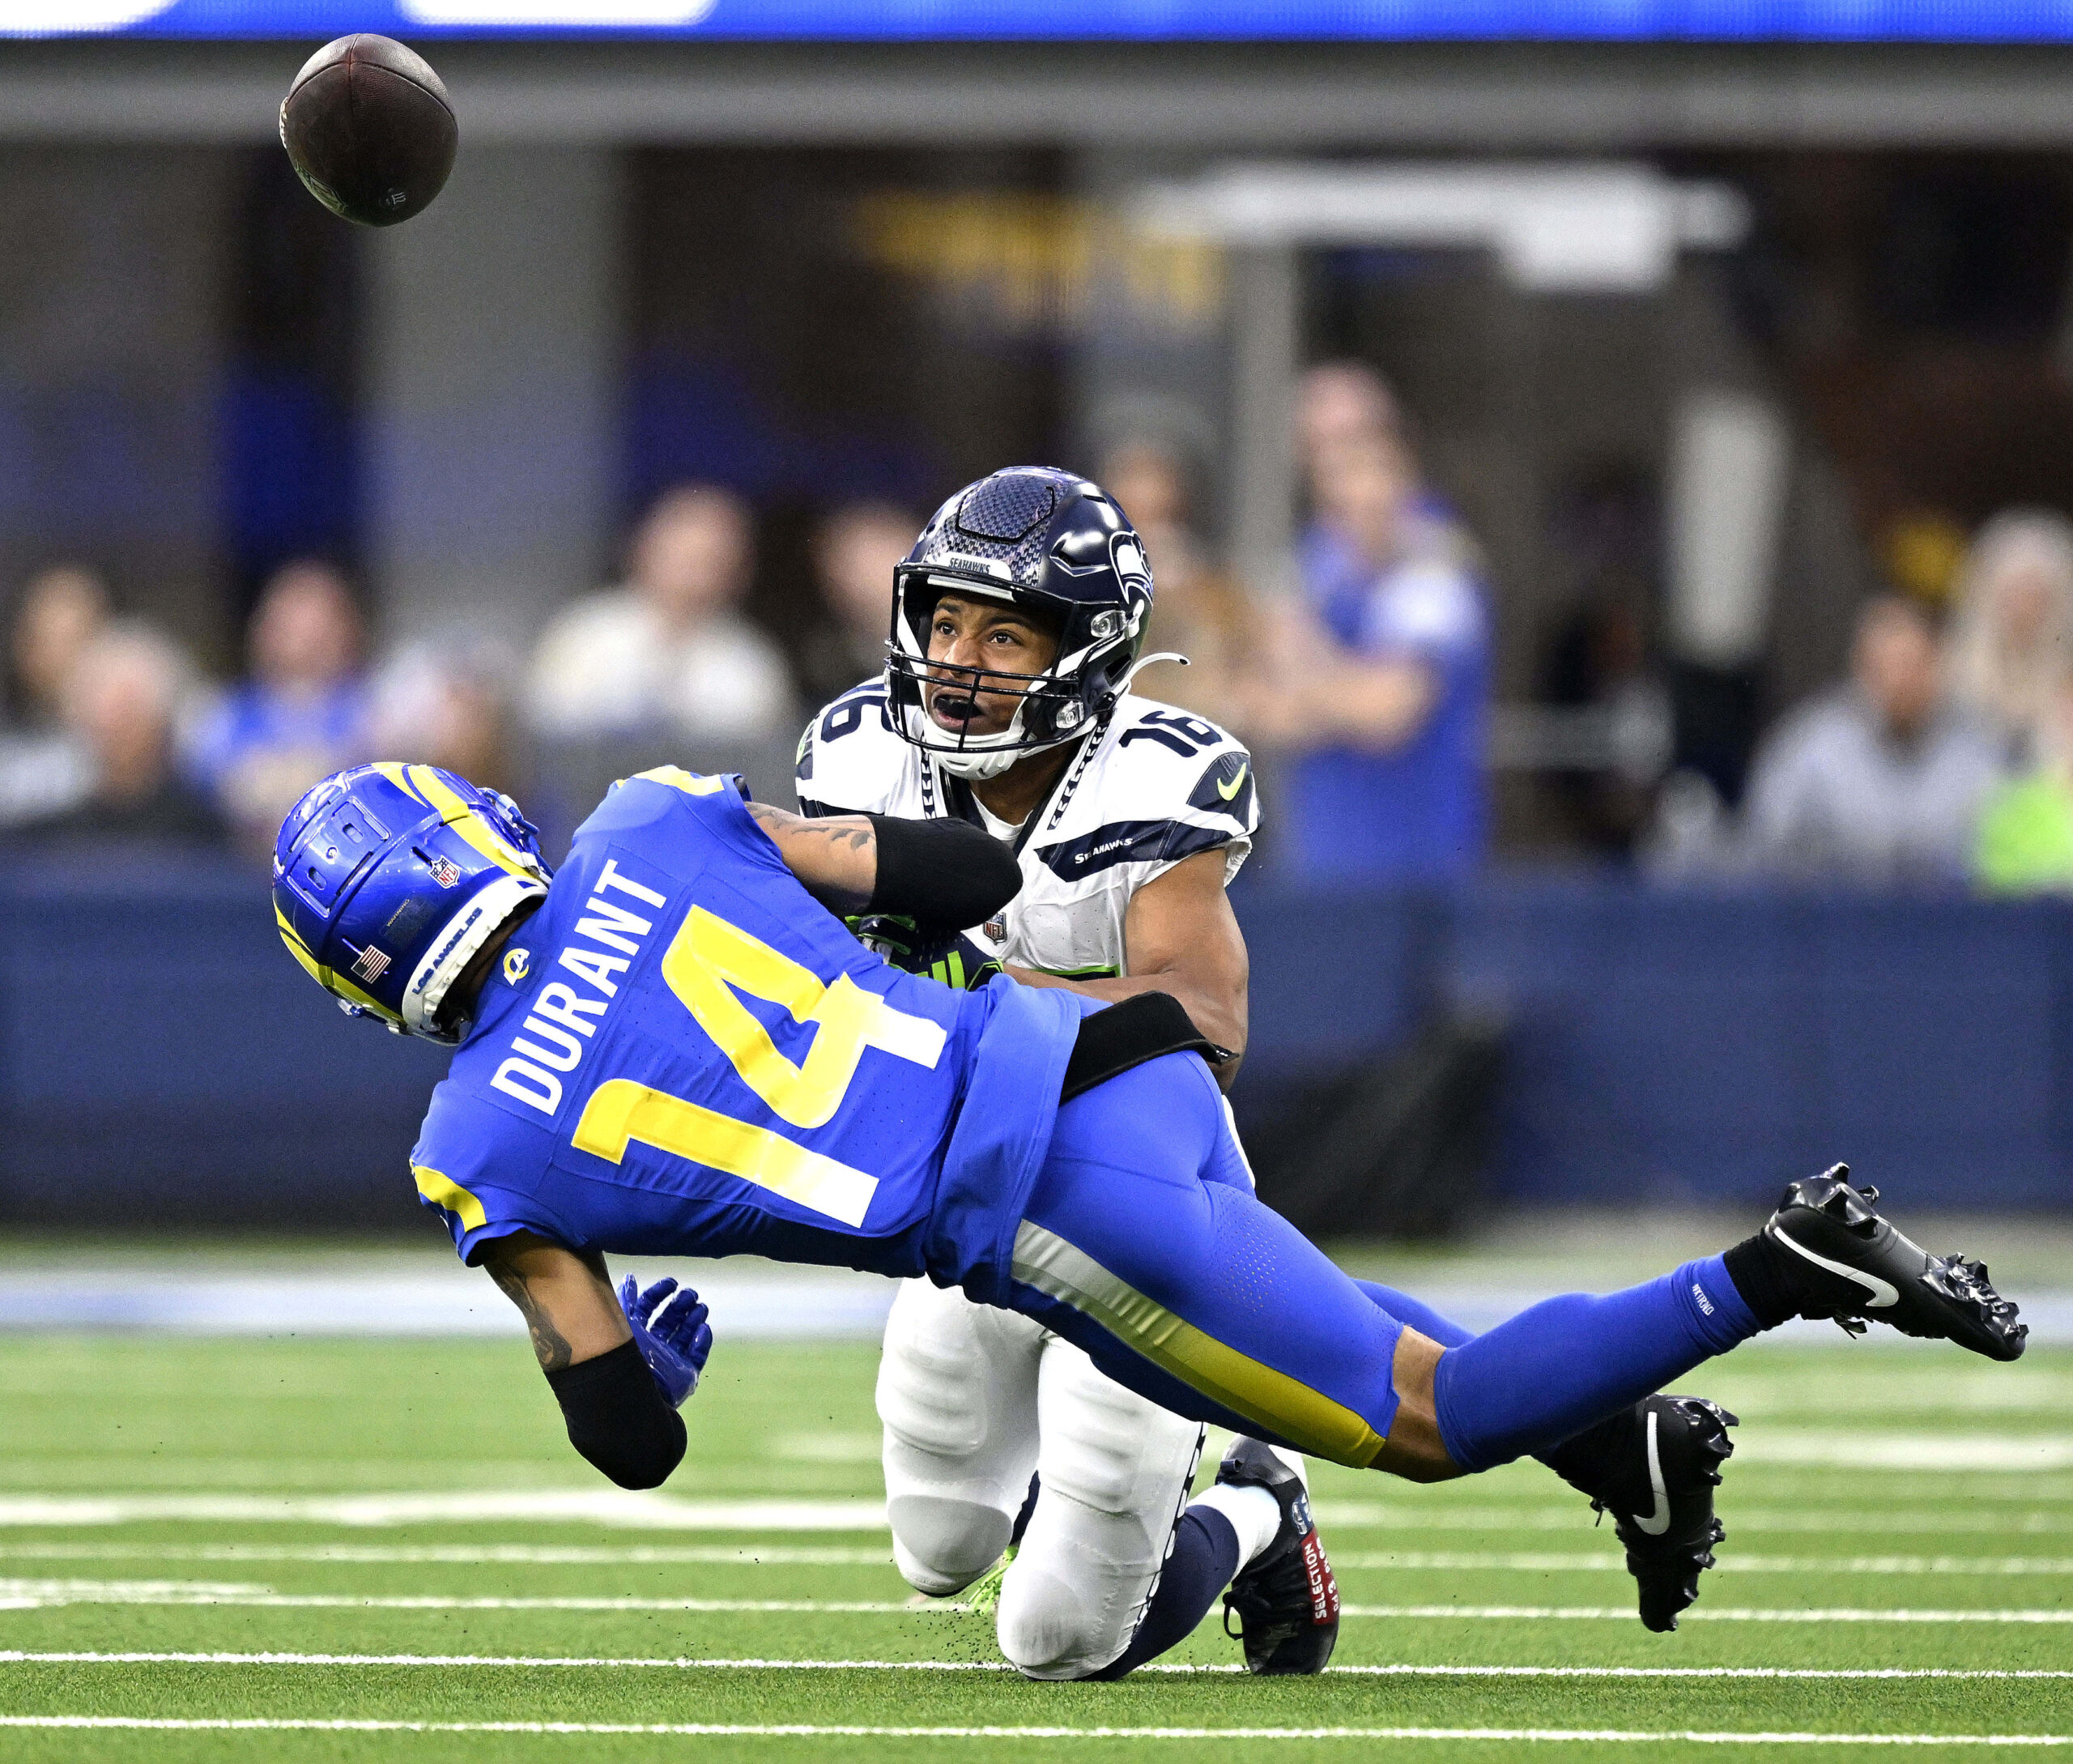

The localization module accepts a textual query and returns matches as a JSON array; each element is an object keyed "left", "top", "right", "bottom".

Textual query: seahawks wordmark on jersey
[{"left": 797, "top": 684, "right": 1259, "bottom": 978}]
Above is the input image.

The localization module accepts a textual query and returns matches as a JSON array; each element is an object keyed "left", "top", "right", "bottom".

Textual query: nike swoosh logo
[
  {"left": 1767, "top": 1221, "right": 1900, "bottom": 1309},
  {"left": 1632, "top": 1409, "right": 1671, "bottom": 1536},
  {"left": 1216, "top": 763, "right": 1249, "bottom": 802}
]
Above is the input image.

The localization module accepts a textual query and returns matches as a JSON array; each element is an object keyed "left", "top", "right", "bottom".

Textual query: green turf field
[{"left": 0, "top": 1329, "right": 2067, "bottom": 1760}]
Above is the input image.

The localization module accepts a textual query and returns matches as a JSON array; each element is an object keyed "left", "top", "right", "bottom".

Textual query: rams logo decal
[{"left": 502, "top": 947, "right": 531, "bottom": 985}]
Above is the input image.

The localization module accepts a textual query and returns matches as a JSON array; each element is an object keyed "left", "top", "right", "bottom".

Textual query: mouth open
[{"left": 927, "top": 691, "right": 981, "bottom": 731}]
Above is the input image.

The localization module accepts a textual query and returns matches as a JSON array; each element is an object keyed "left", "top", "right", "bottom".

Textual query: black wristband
[
  {"left": 866, "top": 814, "right": 1021, "bottom": 930},
  {"left": 543, "top": 1339, "right": 687, "bottom": 1490}
]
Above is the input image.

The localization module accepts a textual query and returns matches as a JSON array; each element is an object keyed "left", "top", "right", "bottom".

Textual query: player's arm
[
  {"left": 1310, "top": 654, "right": 1438, "bottom": 752},
  {"left": 479, "top": 1231, "right": 710, "bottom": 1491},
  {"left": 1246, "top": 651, "right": 1437, "bottom": 752},
  {"left": 744, "top": 799, "right": 1022, "bottom": 929},
  {"left": 1245, "top": 596, "right": 1440, "bottom": 754},
  {"left": 1004, "top": 847, "right": 1249, "bottom": 1087}
]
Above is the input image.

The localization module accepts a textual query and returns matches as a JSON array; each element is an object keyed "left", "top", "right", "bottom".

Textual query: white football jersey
[{"left": 796, "top": 680, "right": 1259, "bottom": 978}]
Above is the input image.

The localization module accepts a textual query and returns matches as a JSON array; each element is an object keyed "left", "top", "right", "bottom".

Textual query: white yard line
[
  {"left": 2, "top": 1651, "right": 2071, "bottom": 1681},
  {"left": 0, "top": 1715, "right": 2068, "bottom": 1744},
  {"left": 2, "top": 1435, "right": 2069, "bottom": 1493},
  {"left": 0, "top": 1494, "right": 890, "bottom": 1530},
  {"left": 1730, "top": 1434, "right": 2073, "bottom": 1471},
  {"left": 1312, "top": 1502, "right": 2073, "bottom": 1531},
  {"left": 1326, "top": 1553, "right": 2073, "bottom": 1574},
  {"left": 0, "top": 1544, "right": 896, "bottom": 1566},
  {"left": 2, "top": 1581, "right": 2071, "bottom": 1621},
  {"left": 3, "top": 1491, "right": 2071, "bottom": 1532},
  {"left": 1, "top": 1543, "right": 2067, "bottom": 1575},
  {"left": 1333, "top": 1606, "right": 2073, "bottom": 1624}
]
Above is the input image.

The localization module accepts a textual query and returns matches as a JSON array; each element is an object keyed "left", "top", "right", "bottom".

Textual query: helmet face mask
[
  {"left": 273, "top": 763, "right": 551, "bottom": 1044},
  {"left": 886, "top": 467, "right": 1152, "bottom": 780}
]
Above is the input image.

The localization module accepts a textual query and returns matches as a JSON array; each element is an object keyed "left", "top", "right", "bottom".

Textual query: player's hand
[
  {"left": 617, "top": 1275, "right": 713, "bottom": 1409},
  {"left": 921, "top": 932, "right": 1003, "bottom": 991},
  {"left": 849, "top": 915, "right": 1001, "bottom": 991},
  {"left": 848, "top": 913, "right": 925, "bottom": 965}
]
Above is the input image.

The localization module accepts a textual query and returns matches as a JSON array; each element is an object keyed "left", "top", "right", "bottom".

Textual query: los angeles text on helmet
[{"left": 491, "top": 858, "right": 663, "bottom": 1117}]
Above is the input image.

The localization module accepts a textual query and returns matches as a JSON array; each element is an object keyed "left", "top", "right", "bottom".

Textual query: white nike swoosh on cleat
[
  {"left": 1632, "top": 1410, "right": 1671, "bottom": 1537},
  {"left": 1767, "top": 1221, "right": 1900, "bottom": 1310}
]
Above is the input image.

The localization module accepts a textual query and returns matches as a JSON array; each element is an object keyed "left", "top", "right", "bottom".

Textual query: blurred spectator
[
  {"left": 1743, "top": 594, "right": 2002, "bottom": 886},
  {"left": 795, "top": 501, "right": 913, "bottom": 707},
  {"left": 1973, "top": 670, "right": 2073, "bottom": 893},
  {"left": 184, "top": 560, "right": 369, "bottom": 855},
  {"left": 11, "top": 623, "right": 222, "bottom": 847},
  {"left": 0, "top": 565, "right": 108, "bottom": 825},
  {"left": 12, "top": 565, "right": 109, "bottom": 723},
  {"left": 526, "top": 484, "right": 794, "bottom": 744},
  {"left": 1944, "top": 509, "right": 2073, "bottom": 767},
  {"left": 1242, "top": 425, "right": 1491, "bottom": 881},
  {"left": 1100, "top": 438, "right": 1247, "bottom": 726},
  {"left": 368, "top": 639, "right": 517, "bottom": 796},
  {"left": 1298, "top": 360, "right": 1401, "bottom": 479}
]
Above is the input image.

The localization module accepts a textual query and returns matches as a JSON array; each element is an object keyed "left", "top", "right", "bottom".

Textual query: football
[{"left": 279, "top": 34, "right": 457, "bottom": 228}]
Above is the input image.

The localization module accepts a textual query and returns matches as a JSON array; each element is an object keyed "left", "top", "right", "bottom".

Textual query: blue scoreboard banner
[{"left": 15, "top": 0, "right": 2073, "bottom": 40}]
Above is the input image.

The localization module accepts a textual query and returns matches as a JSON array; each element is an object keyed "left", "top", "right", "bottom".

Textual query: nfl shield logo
[{"left": 428, "top": 857, "right": 462, "bottom": 888}]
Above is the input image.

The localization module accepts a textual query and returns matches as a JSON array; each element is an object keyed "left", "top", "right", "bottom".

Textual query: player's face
[{"left": 922, "top": 594, "right": 1062, "bottom": 738}]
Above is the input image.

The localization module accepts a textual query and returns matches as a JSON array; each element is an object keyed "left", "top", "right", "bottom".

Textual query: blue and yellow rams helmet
[{"left": 273, "top": 762, "right": 551, "bottom": 1043}]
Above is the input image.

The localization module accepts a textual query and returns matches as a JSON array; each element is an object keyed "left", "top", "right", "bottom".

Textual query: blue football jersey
[{"left": 408, "top": 768, "right": 1088, "bottom": 1301}]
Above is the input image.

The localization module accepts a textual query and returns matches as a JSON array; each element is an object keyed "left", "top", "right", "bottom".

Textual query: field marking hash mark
[
  {"left": 2, "top": 1651, "right": 2071, "bottom": 1681},
  {"left": 1, "top": 1715, "right": 2069, "bottom": 1744}
]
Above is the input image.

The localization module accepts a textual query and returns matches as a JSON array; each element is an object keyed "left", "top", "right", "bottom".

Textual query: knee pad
[
  {"left": 995, "top": 1346, "right": 1207, "bottom": 1680},
  {"left": 878, "top": 1283, "right": 1043, "bottom": 1596},
  {"left": 996, "top": 1551, "right": 1128, "bottom": 1680},
  {"left": 888, "top": 1496, "right": 1014, "bottom": 1598}
]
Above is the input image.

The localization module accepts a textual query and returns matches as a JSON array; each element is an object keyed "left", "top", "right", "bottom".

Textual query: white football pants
[{"left": 876, "top": 1274, "right": 1206, "bottom": 1680}]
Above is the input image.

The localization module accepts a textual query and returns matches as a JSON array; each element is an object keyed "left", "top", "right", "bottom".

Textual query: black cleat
[
  {"left": 1767, "top": 1166, "right": 2027, "bottom": 1362},
  {"left": 1548, "top": 1395, "right": 1739, "bottom": 1633},
  {"left": 1216, "top": 1438, "right": 1340, "bottom": 1675}
]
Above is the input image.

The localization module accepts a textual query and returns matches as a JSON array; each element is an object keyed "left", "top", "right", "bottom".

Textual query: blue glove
[{"left": 618, "top": 1275, "right": 713, "bottom": 1409}]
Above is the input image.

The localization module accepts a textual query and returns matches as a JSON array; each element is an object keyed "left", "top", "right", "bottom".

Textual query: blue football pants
[{"left": 1003, "top": 1052, "right": 1760, "bottom": 1471}]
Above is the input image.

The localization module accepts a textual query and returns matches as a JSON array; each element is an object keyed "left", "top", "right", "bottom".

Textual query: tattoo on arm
[
  {"left": 745, "top": 799, "right": 875, "bottom": 909},
  {"left": 488, "top": 1261, "right": 574, "bottom": 1372},
  {"left": 747, "top": 800, "right": 874, "bottom": 852}
]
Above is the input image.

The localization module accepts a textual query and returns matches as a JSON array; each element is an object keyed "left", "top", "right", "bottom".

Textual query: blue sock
[
  {"left": 1431, "top": 1255, "right": 1760, "bottom": 1473},
  {"left": 1083, "top": 1509, "right": 1240, "bottom": 1681},
  {"left": 1356, "top": 1280, "right": 1476, "bottom": 1349}
]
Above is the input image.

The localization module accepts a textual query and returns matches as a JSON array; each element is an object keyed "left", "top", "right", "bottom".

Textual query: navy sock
[
  {"left": 1082, "top": 1509, "right": 1241, "bottom": 1681},
  {"left": 1356, "top": 1280, "right": 1477, "bottom": 1349},
  {"left": 1431, "top": 1255, "right": 1760, "bottom": 1473}
]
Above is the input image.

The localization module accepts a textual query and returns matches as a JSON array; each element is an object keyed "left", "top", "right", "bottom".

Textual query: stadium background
[{"left": 1, "top": 7, "right": 2071, "bottom": 1758}]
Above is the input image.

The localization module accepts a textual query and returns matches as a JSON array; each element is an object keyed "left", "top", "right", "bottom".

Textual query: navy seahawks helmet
[
  {"left": 273, "top": 762, "right": 550, "bottom": 1043},
  {"left": 887, "top": 466, "right": 1154, "bottom": 780}
]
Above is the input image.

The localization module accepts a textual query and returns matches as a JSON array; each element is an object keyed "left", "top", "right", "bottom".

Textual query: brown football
[{"left": 279, "top": 35, "right": 457, "bottom": 228}]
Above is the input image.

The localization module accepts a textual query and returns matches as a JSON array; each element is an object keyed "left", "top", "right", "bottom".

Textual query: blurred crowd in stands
[{"left": 6, "top": 357, "right": 2073, "bottom": 897}]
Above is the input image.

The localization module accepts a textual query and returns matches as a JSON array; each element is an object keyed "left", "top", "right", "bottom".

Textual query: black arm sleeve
[
  {"left": 543, "top": 1340, "right": 687, "bottom": 1490},
  {"left": 866, "top": 814, "right": 1021, "bottom": 929}
]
